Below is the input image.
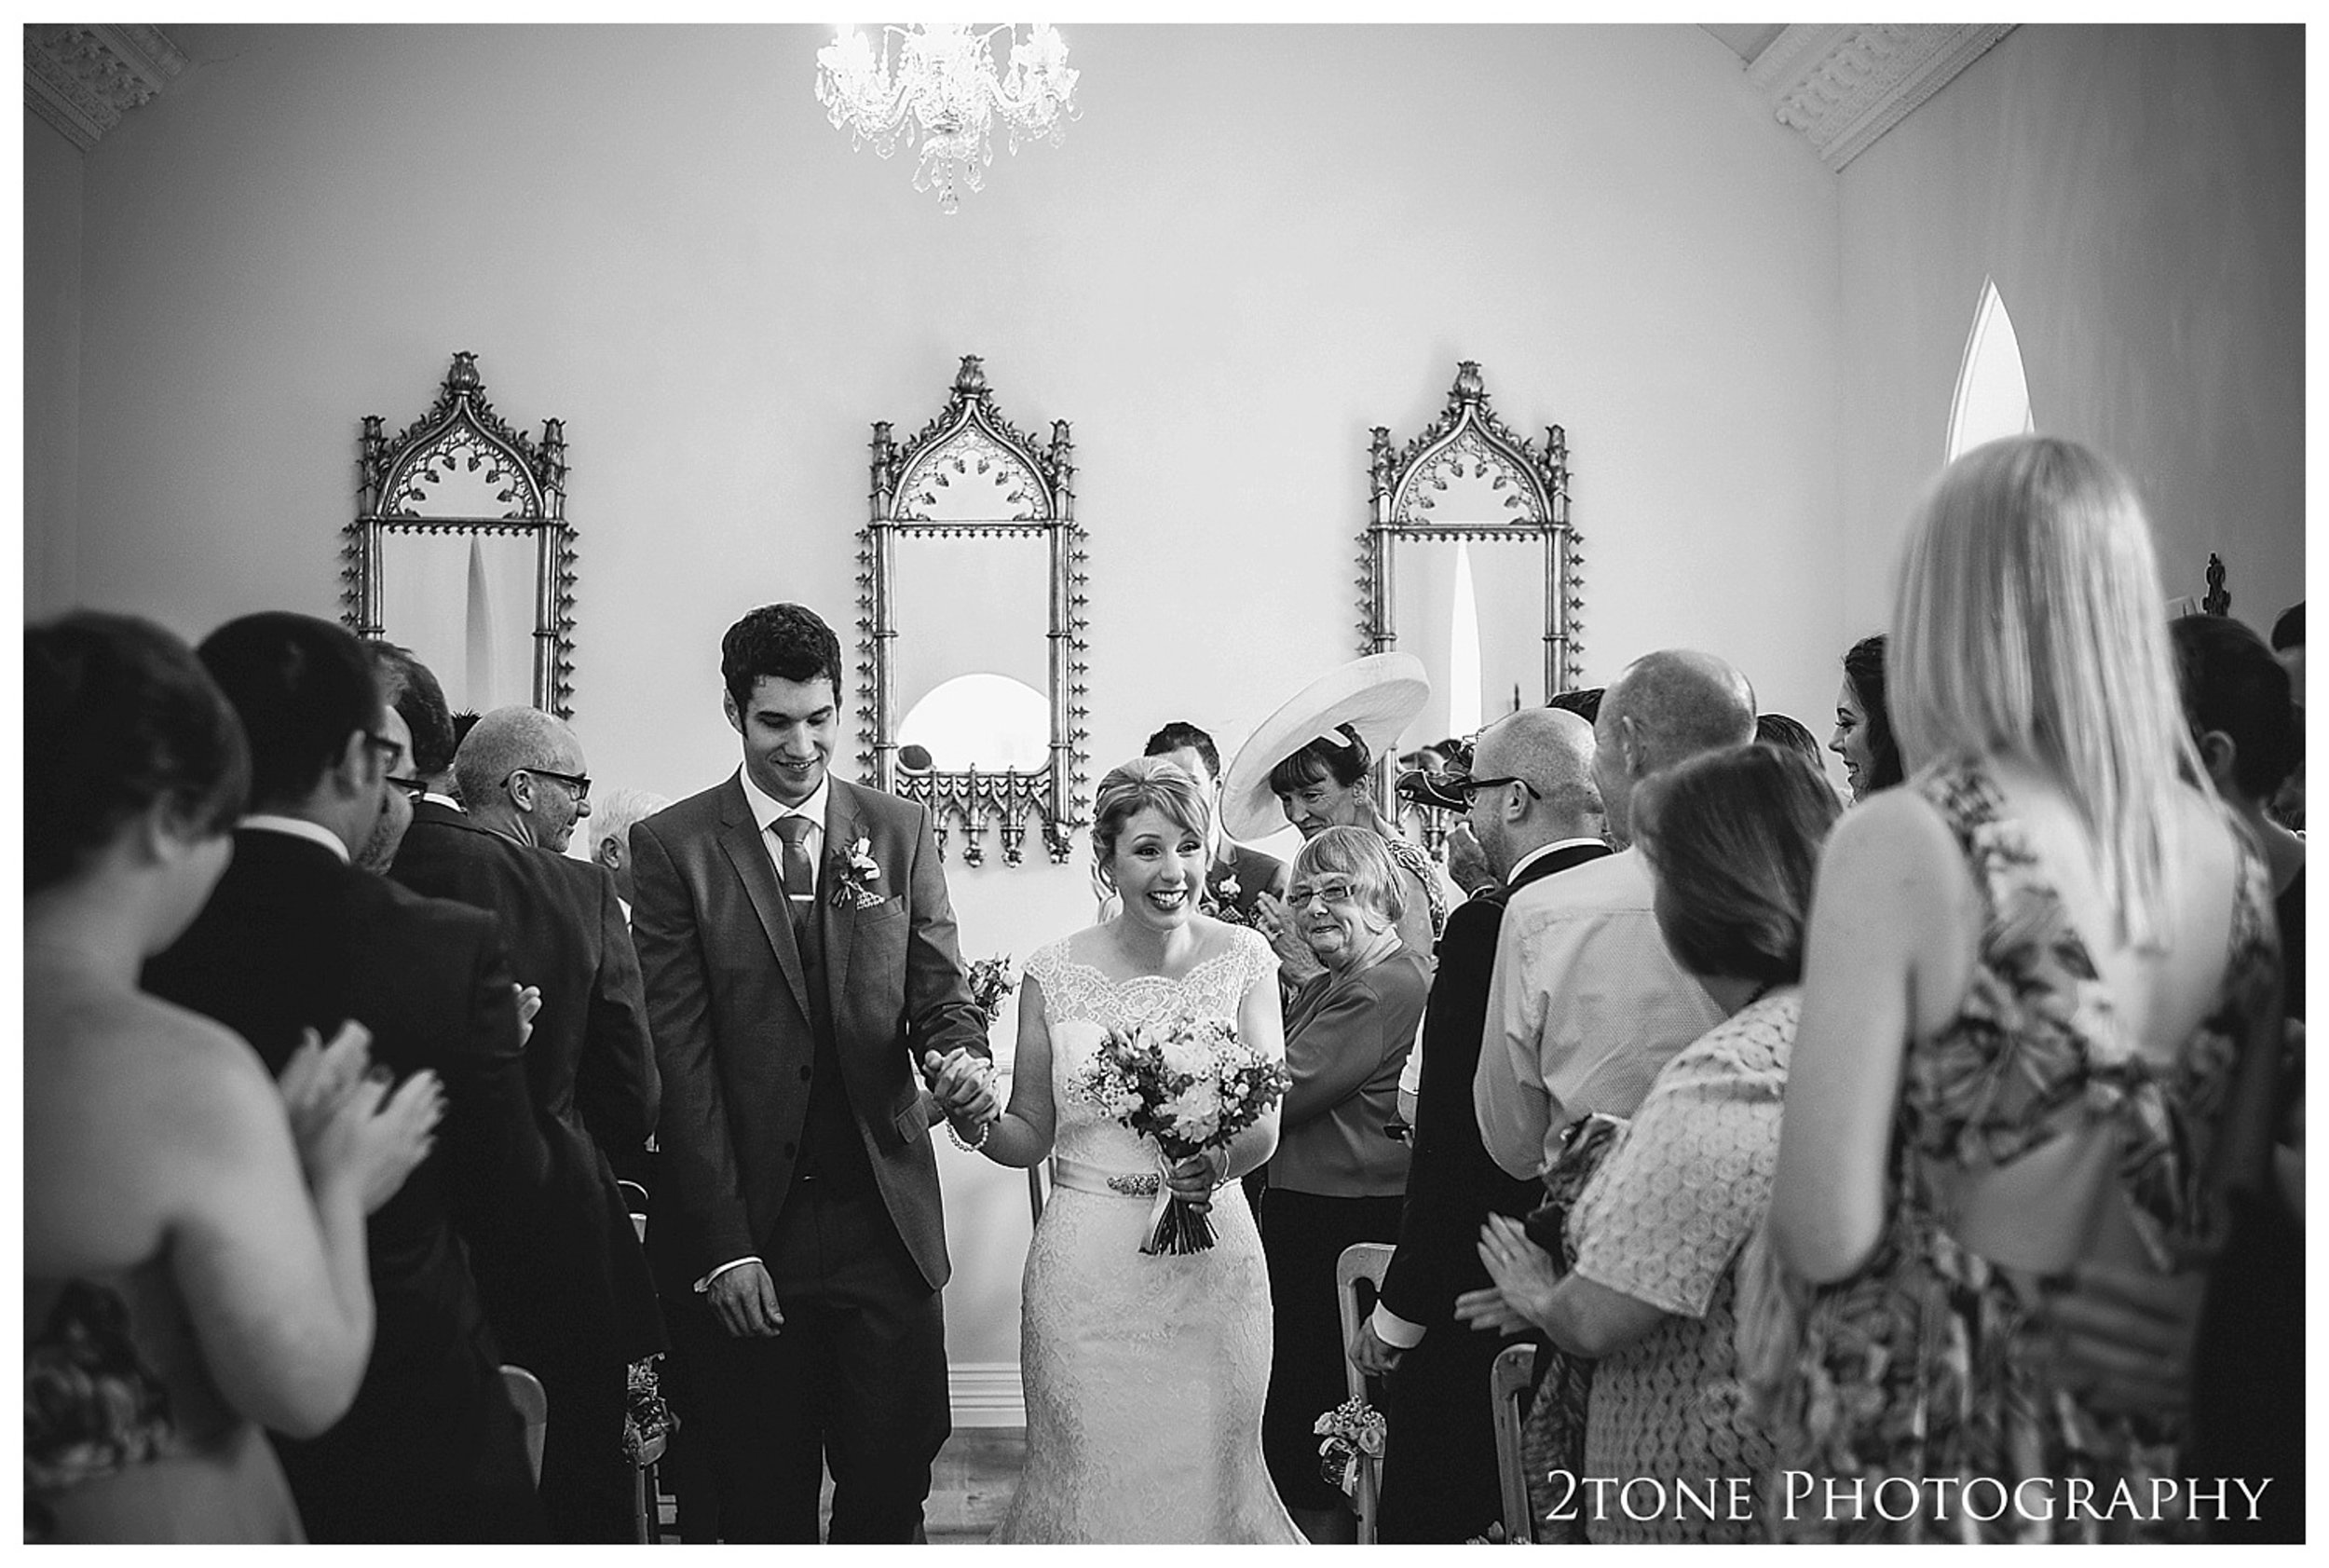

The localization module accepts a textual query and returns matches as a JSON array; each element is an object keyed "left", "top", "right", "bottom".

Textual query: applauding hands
[{"left": 277, "top": 1020, "right": 443, "bottom": 1215}]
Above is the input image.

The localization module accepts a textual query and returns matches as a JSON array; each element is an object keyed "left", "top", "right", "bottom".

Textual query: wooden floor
[{"left": 650, "top": 1425, "right": 1027, "bottom": 1544}]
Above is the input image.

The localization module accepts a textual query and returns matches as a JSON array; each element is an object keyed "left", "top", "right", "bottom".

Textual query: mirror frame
[
  {"left": 859, "top": 355, "right": 1089, "bottom": 866},
  {"left": 345, "top": 351, "right": 579, "bottom": 717},
  {"left": 1362, "top": 361, "right": 1581, "bottom": 846}
]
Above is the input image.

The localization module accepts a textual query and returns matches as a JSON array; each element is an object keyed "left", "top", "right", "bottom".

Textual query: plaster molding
[
  {"left": 1749, "top": 23, "right": 2015, "bottom": 171},
  {"left": 24, "top": 24, "right": 185, "bottom": 152}
]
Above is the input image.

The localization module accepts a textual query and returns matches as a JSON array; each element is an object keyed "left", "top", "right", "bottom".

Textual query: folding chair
[
  {"left": 1490, "top": 1342, "right": 1539, "bottom": 1543},
  {"left": 1334, "top": 1241, "right": 1396, "bottom": 1544},
  {"left": 497, "top": 1364, "right": 548, "bottom": 1486}
]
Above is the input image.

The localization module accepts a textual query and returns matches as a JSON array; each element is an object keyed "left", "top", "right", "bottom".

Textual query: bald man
[
  {"left": 1357, "top": 707, "right": 1614, "bottom": 1541},
  {"left": 1474, "top": 650, "right": 1756, "bottom": 1180},
  {"left": 397, "top": 701, "right": 661, "bottom": 1542}
]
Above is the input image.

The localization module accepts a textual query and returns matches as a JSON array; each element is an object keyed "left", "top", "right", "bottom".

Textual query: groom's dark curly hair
[{"left": 723, "top": 604, "right": 844, "bottom": 712}]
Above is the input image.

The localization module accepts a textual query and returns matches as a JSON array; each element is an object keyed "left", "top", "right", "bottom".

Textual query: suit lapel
[
  {"left": 717, "top": 784, "right": 811, "bottom": 1024},
  {"left": 821, "top": 782, "right": 865, "bottom": 1003}
]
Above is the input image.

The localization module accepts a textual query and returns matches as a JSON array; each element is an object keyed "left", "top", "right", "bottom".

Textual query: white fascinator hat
[{"left": 1218, "top": 652, "right": 1431, "bottom": 842}]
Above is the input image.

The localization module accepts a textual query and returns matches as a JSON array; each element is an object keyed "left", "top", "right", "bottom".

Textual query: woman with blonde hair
[
  {"left": 1752, "top": 436, "right": 2283, "bottom": 1542},
  {"left": 964, "top": 756, "right": 1301, "bottom": 1543}
]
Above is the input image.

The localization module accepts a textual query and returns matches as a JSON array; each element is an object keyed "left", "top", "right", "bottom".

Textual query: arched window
[{"left": 1946, "top": 277, "right": 2035, "bottom": 459}]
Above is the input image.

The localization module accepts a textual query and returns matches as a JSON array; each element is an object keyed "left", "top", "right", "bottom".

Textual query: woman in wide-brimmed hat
[{"left": 1220, "top": 653, "right": 1447, "bottom": 980}]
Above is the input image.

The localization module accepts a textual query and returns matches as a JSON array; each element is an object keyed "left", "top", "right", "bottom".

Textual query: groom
[{"left": 630, "top": 602, "right": 996, "bottom": 1542}]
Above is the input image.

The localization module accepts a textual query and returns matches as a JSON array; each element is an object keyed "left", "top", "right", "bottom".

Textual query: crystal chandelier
[{"left": 814, "top": 23, "right": 1080, "bottom": 214}]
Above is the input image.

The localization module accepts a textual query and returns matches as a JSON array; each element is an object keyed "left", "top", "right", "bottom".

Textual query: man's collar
[
  {"left": 421, "top": 792, "right": 463, "bottom": 811},
  {"left": 1505, "top": 837, "right": 1608, "bottom": 884},
  {"left": 238, "top": 813, "right": 352, "bottom": 864},
  {"left": 736, "top": 767, "right": 830, "bottom": 831}
]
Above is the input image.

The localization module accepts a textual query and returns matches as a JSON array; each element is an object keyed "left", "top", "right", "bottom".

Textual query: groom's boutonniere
[{"left": 828, "top": 837, "right": 885, "bottom": 910}]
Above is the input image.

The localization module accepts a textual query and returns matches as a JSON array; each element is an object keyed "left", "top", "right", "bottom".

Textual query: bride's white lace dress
[{"left": 993, "top": 927, "right": 1304, "bottom": 1544}]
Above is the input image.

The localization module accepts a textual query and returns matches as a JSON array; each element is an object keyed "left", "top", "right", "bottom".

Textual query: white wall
[
  {"left": 1835, "top": 23, "right": 2305, "bottom": 646},
  {"left": 52, "top": 23, "right": 1851, "bottom": 1378},
  {"left": 24, "top": 108, "right": 82, "bottom": 613}
]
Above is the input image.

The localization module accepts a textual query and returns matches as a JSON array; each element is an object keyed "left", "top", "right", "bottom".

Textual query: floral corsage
[
  {"left": 827, "top": 836, "right": 884, "bottom": 910},
  {"left": 1314, "top": 1396, "right": 1386, "bottom": 1496},
  {"left": 966, "top": 955, "right": 1017, "bottom": 1024}
]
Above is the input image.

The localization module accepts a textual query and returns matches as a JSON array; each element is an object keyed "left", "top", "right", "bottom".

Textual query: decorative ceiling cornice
[
  {"left": 1747, "top": 23, "right": 2015, "bottom": 171},
  {"left": 24, "top": 23, "right": 185, "bottom": 152}
]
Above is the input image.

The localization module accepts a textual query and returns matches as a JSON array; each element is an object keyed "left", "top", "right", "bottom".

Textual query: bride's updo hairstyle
[
  {"left": 26, "top": 612, "right": 250, "bottom": 894},
  {"left": 1265, "top": 721, "right": 1371, "bottom": 799},
  {"left": 1090, "top": 755, "right": 1214, "bottom": 897}
]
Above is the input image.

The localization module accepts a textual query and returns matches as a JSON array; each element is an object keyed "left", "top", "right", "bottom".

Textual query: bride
[{"left": 949, "top": 757, "right": 1305, "bottom": 1543}]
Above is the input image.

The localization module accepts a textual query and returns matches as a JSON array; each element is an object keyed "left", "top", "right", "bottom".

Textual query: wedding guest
[
  {"left": 393, "top": 691, "right": 663, "bottom": 1543},
  {"left": 1759, "top": 436, "right": 2283, "bottom": 1543},
  {"left": 581, "top": 787, "right": 672, "bottom": 911},
  {"left": 144, "top": 611, "right": 552, "bottom": 1541},
  {"left": 1754, "top": 711, "right": 1825, "bottom": 772},
  {"left": 1830, "top": 634, "right": 1902, "bottom": 802},
  {"left": 1220, "top": 653, "right": 1445, "bottom": 986},
  {"left": 2268, "top": 600, "right": 2304, "bottom": 830},
  {"left": 1473, "top": 648, "right": 1753, "bottom": 1182},
  {"left": 1144, "top": 718, "right": 1289, "bottom": 924},
  {"left": 2168, "top": 611, "right": 2305, "bottom": 1541},
  {"left": 1260, "top": 826, "right": 1429, "bottom": 1544},
  {"left": 453, "top": 705, "right": 593, "bottom": 854},
  {"left": 1351, "top": 707, "right": 1608, "bottom": 1543},
  {"left": 1546, "top": 686, "right": 1602, "bottom": 724},
  {"left": 1460, "top": 743, "right": 1839, "bottom": 1543},
  {"left": 26, "top": 613, "right": 441, "bottom": 1543}
]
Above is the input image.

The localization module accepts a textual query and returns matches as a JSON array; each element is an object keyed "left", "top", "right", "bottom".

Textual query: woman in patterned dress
[
  {"left": 1751, "top": 435, "right": 2285, "bottom": 1543},
  {"left": 1456, "top": 743, "right": 1840, "bottom": 1543},
  {"left": 960, "top": 757, "right": 1302, "bottom": 1543}
]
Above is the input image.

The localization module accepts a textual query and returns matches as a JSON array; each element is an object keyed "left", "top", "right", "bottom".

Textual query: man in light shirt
[
  {"left": 1474, "top": 649, "right": 1756, "bottom": 1180},
  {"left": 1349, "top": 706, "right": 1609, "bottom": 1541}
]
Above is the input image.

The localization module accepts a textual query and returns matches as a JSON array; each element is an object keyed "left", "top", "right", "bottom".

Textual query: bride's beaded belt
[{"left": 1049, "top": 1158, "right": 1160, "bottom": 1198}]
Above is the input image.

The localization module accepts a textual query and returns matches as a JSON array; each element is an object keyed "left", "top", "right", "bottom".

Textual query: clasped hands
[{"left": 921, "top": 1045, "right": 1001, "bottom": 1138}]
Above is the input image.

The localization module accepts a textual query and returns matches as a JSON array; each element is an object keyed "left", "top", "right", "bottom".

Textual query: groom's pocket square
[{"left": 856, "top": 893, "right": 904, "bottom": 918}]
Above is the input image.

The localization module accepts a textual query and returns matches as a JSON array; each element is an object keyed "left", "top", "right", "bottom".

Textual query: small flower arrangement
[
  {"left": 966, "top": 955, "right": 1017, "bottom": 1025},
  {"left": 1314, "top": 1396, "right": 1386, "bottom": 1498},
  {"left": 827, "top": 835, "right": 884, "bottom": 910},
  {"left": 622, "top": 1356, "right": 676, "bottom": 1462},
  {"left": 1068, "top": 1014, "right": 1290, "bottom": 1255}
]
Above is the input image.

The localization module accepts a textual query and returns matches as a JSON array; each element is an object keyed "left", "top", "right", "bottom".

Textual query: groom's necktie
[{"left": 771, "top": 815, "right": 816, "bottom": 934}]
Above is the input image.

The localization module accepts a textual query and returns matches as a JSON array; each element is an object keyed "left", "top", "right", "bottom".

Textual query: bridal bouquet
[
  {"left": 1069, "top": 1014, "right": 1290, "bottom": 1256},
  {"left": 966, "top": 955, "right": 1017, "bottom": 1025}
]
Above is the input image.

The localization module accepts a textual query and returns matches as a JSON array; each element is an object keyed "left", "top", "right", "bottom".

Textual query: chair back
[
  {"left": 1490, "top": 1342, "right": 1539, "bottom": 1543},
  {"left": 498, "top": 1363, "right": 549, "bottom": 1485},
  {"left": 1333, "top": 1241, "right": 1396, "bottom": 1545},
  {"left": 619, "top": 1179, "right": 649, "bottom": 1243}
]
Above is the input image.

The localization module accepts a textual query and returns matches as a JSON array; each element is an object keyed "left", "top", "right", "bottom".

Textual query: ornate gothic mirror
[
  {"left": 1362, "top": 361, "right": 1581, "bottom": 852},
  {"left": 860, "top": 356, "right": 1088, "bottom": 866},
  {"left": 345, "top": 351, "right": 578, "bottom": 716}
]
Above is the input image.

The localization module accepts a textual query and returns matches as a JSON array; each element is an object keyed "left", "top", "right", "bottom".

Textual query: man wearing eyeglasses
[
  {"left": 145, "top": 612, "right": 552, "bottom": 1541},
  {"left": 1351, "top": 706, "right": 1613, "bottom": 1541},
  {"left": 393, "top": 698, "right": 663, "bottom": 1543}
]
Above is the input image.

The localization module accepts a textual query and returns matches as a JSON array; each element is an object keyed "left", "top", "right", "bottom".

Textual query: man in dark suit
[
  {"left": 1350, "top": 705, "right": 1611, "bottom": 1542},
  {"left": 378, "top": 657, "right": 665, "bottom": 1543},
  {"left": 630, "top": 603, "right": 997, "bottom": 1544},
  {"left": 144, "top": 612, "right": 550, "bottom": 1542}
]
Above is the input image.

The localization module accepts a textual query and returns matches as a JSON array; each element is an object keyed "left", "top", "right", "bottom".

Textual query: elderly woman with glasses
[{"left": 1258, "top": 825, "right": 1431, "bottom": 1542}]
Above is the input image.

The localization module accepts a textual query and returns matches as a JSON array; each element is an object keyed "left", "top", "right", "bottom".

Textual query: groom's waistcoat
[{"left": 794, "top": 898, "right": 875, "bottom": 1193}]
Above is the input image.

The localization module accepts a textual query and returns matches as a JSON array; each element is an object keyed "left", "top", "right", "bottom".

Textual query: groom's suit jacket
[{"left": 628, "top": 771, "right": 988, "bottom": 1293}]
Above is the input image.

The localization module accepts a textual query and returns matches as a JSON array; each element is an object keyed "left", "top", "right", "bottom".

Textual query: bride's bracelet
[{"left": 948, "top": 1115, "right": 993, "bottom": 1153}]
